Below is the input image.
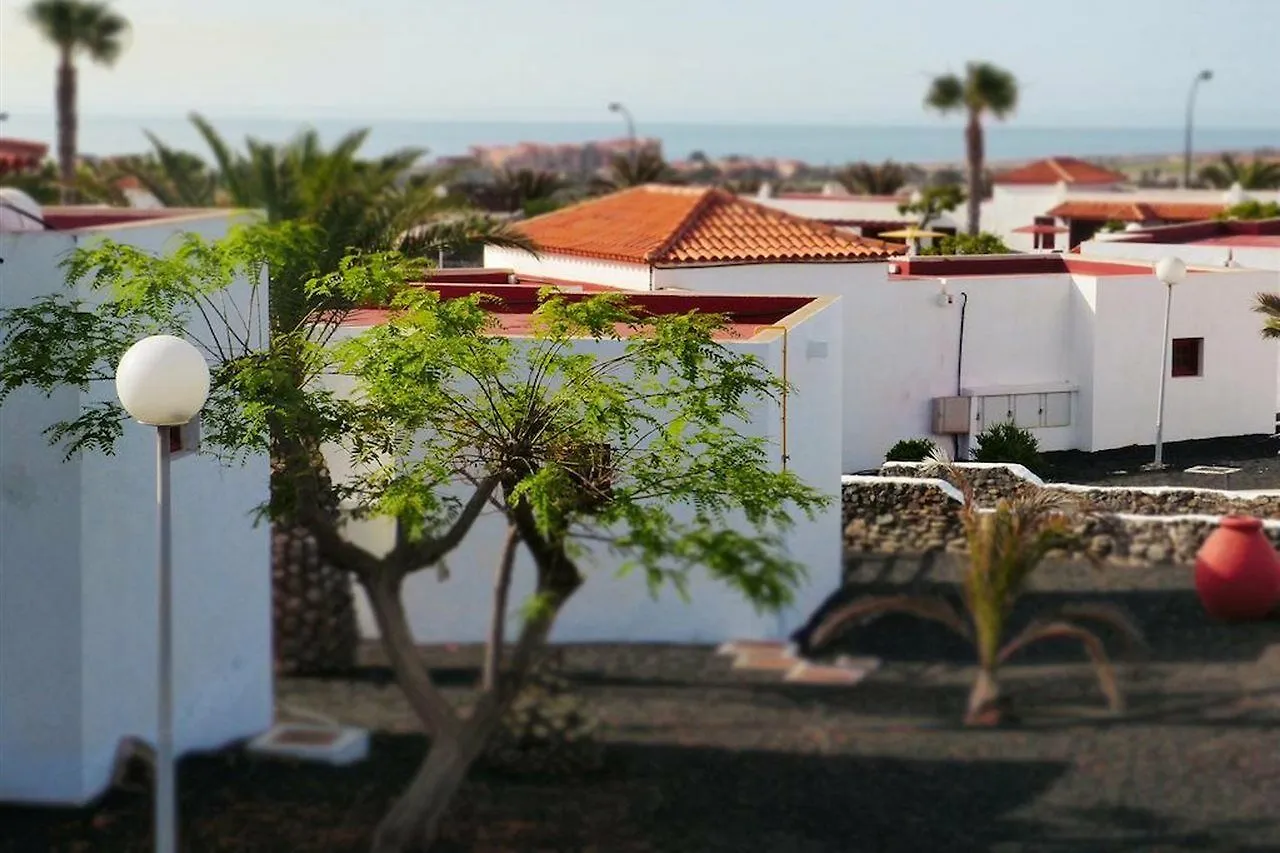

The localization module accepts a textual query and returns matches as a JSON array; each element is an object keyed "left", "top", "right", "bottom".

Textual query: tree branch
[
  {"left": 394, "top": 475, "right": 501, "bottom": 576},
  {"left": 482, "top": 523, "right": 520, "bottom": 691}
]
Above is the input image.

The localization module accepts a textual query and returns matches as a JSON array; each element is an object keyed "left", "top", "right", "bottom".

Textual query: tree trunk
[
  {"left": 482, "top": 525, "right": 519, "bottom": 691},
  {"left": 272, "top": 523, "right": 359, "bottom": 675},
  {"left": 370, "top": 717, "right": 497, "bottom": 853},
  {"left": 55, "top": 53, "right": 77, "bottom": 205},
  {"left": 964, "top": 667, "right": 1003, "bottom": 726},
  {"left": 964, "top": 112, "right": 984, "bottom": 236}
]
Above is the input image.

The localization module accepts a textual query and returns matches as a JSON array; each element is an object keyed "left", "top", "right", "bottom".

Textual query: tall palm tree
[
  {"left": 835, "top": 160, "right": 908, "bottom": 195},
  {"left": 925, "top": 62, "right": 1018, "bottom": 235},
  {"left": 26, "top": 0, "right": 130, "bottom": 203},
  {"left": 1199, "top": 154, "right": 1280, "bottom": 190}
]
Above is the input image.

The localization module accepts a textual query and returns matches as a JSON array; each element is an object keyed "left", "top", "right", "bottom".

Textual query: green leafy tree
[
  {"left": 1198, "top": 154, "right": 1280, "bottom": 190},
  {"left": 835, "top": 160, "right": 908, "bottom": 195},
  {"left": 26, "top": 0, "right": 130, "bottom": 203},
  {"left": 807, "top": 456, "right": 1141, "bottom": 726},
  {"left": 1217, "top": 200, "right": 1280, "bottom": 221},
  {"left": 925, "top": 62, "right": 1019, "bottom": 235},
  {"left": 0, "top": 224, "right": 826, "bottom": 851},
  {"left": 921, "top": 231, "right": 1012, "bottom": 256},
  {"left": 897, "top": 184, "right": 965, "bottom": 228}
]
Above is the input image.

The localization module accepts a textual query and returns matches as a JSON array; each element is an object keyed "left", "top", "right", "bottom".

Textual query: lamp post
[
  {"left": 1183, "top": 69, "right": 1213, "bottom": 188},
  {"left": 608, "top": 101, "right": 637, "bottom": 171},
  {"left": 1149, "top": 256, "right": 1187, "bottom": 470},
  {"left": 114, "top": 335, "right": 211, "bottom": 853}
]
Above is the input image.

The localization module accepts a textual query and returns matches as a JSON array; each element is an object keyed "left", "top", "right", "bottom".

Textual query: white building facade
[{"left": 0, "top": 208, "right": 272, "bottom": 804}]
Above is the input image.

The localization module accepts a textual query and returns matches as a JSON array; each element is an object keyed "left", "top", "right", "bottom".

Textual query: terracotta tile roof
[
  {"left": 513, "top": 185, "right": 904, "bottom": 265},
  {"left": 993, "top": 157, "right": 1127, "bottom": 186},
  {"left": 1047, "top": 200, "right": 1225, "bottom": 223}
]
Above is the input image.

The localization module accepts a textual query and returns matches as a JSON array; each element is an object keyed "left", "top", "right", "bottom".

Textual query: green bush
[
  {"left": 971, "top": 421, "right": 1042, "bottom": 473},
  {"left": 885, "top": 437, "right": 940, "bottom": 463}
]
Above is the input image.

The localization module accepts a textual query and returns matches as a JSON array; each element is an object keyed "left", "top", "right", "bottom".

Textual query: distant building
[{"left": 467, "top": 137, "right": 663, "bottom": 175}]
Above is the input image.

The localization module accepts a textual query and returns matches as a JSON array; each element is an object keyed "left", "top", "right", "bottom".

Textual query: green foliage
[
  {"left": 1254, "top": 291, "right": 1280, "bottom": 340},
  {"left": 27, "top": 0, "right": 130, "bottom": 63},
  {"left": 920, "top": 231, "right": 1010, "bottom": 256},
  {"left": 1217, "top": 200, "right": 1280, "bottom": 221},
  {"left": 897, "top": 184, "right": 965, "bottom": 227},
  {"left": 971, "top": 421, "right": 1043, "bottom": 473},
  {"left": 925, "top": 62, "right": 1019, "bottom": 119},
  {"left": 885, "top": 438, "right": 939, "bottom": 462},
  {"left": 835, "top": 161, "right": 908, "bottom": 195},
  {"left": 1100, "top": 219, "right": 1126, "bottom": 233},
  {"left": 1199, "top": 154, "right": 1280, "bottom": 190}
]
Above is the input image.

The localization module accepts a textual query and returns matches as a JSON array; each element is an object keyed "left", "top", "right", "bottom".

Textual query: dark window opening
[
  {"left": 1171, "top": 337, "right": 1204, "bottom": 377},
  {"left": 1033, "top": 215, "right": 1057, "bottom": 250}
]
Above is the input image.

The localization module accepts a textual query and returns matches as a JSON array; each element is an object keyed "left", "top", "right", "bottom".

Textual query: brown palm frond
[
  {"left": 1054, "top": 603, "right": 1146, "bottom": 657},
  {"left": 997, "top": 619, "right": 1124, "bottom": 712},
  {"left": 808, "top": 594, "right": 971, "bottom": 651}
]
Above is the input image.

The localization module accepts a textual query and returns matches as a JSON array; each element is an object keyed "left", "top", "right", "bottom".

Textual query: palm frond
[
  {"left": 925, "top": 74, "right": 964, "bottom": 112},
  {"left": 1253, "top": 292, "right": 1280, "bottom": 339},
  {"left": 996, "top": 619, "right": 1125, "bottom": 712},
  {"left": 807, "top": 594, "right": 971, "bottom": 651},
  {"left": 967, "top": 62, "right": 1019, "bottom": 118}
]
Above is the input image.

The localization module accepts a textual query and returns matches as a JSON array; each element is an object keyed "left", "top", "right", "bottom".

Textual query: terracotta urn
[{"left": 1194, "top": 515, "right": 1280, "bottom": 621}]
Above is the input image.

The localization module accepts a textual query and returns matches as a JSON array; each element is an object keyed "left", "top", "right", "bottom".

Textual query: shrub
[
  {"left": 885, "top": 437, "right": 940, "bottom": 463},
  {"left": 971, "top": 421, "right": 1042, "bottom": 473}
]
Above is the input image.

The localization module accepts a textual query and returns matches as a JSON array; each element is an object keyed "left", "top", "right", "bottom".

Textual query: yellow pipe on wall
[{"left": 759, "top": 324, "right": 789, "bottom": 470}]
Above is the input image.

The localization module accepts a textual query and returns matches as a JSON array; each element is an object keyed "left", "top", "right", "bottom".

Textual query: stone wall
[{"left": 844, "top": 463, "right": 1280, "bottom": 567}]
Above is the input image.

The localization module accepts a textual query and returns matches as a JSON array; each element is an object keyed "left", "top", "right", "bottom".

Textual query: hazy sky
[{"left": 2, "top": 0, "right": 1277, "bottom": 127}]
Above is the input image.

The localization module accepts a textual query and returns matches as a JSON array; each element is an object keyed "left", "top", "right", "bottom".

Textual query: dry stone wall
[{"left": 844, "top": 463, "right": 1280, "bottom": 567}]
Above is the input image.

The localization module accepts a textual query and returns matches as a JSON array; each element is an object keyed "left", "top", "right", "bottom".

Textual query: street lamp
[
  {"left": 608, "top": 101, "right": 637, "bottom": 171},
  {"left": 114, "top": 334, "right": 211, "bottom": 853},
  {"left": 1149, "top": 256, "right": 1187, "bottom": 470},
  {"left": 1183, "top": 69, "right": 1213, "bottom": 188}
]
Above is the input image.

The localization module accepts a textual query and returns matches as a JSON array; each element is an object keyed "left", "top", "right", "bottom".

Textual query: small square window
[{"left": 1171, "top": 337, "right": 1204, "bottom": 378}]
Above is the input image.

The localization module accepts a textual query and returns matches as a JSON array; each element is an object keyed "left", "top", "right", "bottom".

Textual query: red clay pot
[{"left": 1194, "top": 515, "right": 1280, "bottom": 621}]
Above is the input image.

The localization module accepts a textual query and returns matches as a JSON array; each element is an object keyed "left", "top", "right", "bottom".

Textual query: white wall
[
  {"left": 326, "top": 297, "right": 843, "bottom": 646},
  {"left": 986, "top": 184, "right": 1067, "bottom": 252},
  {"left": 1079, "top": 238, "right": 1280, "bottom": 273},
  {"left": 1088, "top": 269, "right": 1277, "bottom": 450},
  {"left": 0, "top": 212, "right": 272, "bottom": 805},
  {"left": 484, "top": 246, "right": 651, "bottom": 290}
]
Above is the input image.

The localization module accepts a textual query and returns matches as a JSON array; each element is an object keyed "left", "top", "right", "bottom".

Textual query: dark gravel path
[
  {"left": 1044, "top": 433, "right": 1280, "bottom": 490},
  {"left": 6, "top": 557, "right": 1280, "bottom": 852}
]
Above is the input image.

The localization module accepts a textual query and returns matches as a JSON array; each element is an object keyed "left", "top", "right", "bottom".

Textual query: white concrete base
[{"left": 246, "top": 724, "right": 369, "bottom": 766}]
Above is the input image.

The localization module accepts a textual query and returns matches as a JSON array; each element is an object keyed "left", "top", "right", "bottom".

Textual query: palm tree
[
  {"left": 492, "top": 167, "right": 563, "bottom": 212},
  {"left": 835, "top": 160, "right": 908, "bottom": 195},
  {"left": 1199, "top": 154, "right": 1280, "bottom": 190},
  {"left": 26, "top": 0, "right": 130, "bottom": 203},
  {"left": 150, "top": 114, "right": 537, "bottom": 675},
  {"left": 1253, "top": 293, "right": 1280, "bottom": 339},
  {"left": 925, "top": 62, "right": 1018, "bottom": 235},
  {"left": 598, "top": 148, "right": 678, "bottom": 190}
]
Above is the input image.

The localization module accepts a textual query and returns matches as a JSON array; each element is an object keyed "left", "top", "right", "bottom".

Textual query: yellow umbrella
[{"left": 877, "top": 226, "right": 948, "bottom": 240}]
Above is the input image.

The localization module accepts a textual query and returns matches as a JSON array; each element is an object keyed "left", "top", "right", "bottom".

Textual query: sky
[{"left": 1, "top": 0, "right": 1278, "bottom": 127}]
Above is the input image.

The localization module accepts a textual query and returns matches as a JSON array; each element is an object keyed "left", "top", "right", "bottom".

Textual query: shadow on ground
[
  {"left": 0, "top": 735, "right": 1069, "bottom": 853},
  {"left": 798, "top": 570, "right": 1280, "bottom": 666}
]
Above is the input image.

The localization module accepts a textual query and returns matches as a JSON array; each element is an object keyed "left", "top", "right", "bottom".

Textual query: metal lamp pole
[
  {"left": 154, "top": 425, "right": 176, "bottom": 853},
  {"left": 608, "top": 101, "right": 637, "bottom": 170},
  {"left": 1182, "top": 69, "right": 1213, "bottom": 188},
  {"left": 115, "top": 335, "right": 211, "bottom": 853},
  {"left": 1150, "top": 257, "right": 1187, "bottom": 470}
]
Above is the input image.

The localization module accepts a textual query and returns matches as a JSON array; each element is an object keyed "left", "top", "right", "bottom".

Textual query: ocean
[{"left": 2, "top": 114, "right": 1277, "bottom": 166}]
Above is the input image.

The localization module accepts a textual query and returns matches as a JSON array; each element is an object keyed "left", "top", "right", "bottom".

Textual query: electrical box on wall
[{"left": 931, "top": 396, "right": 971, "bottom": 434}]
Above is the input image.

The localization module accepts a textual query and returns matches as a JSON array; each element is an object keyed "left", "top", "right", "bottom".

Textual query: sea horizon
[{"left": 2, "top": 112, "right": 1277, "bottom": 167}]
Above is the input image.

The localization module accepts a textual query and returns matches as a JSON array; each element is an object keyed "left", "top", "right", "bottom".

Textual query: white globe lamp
[
  {"left": 1155, "top": 256, "right": 1187, "bottom": 287},
  {"left": 115, "top": 335, "right": 210, "bottom": 426}
]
